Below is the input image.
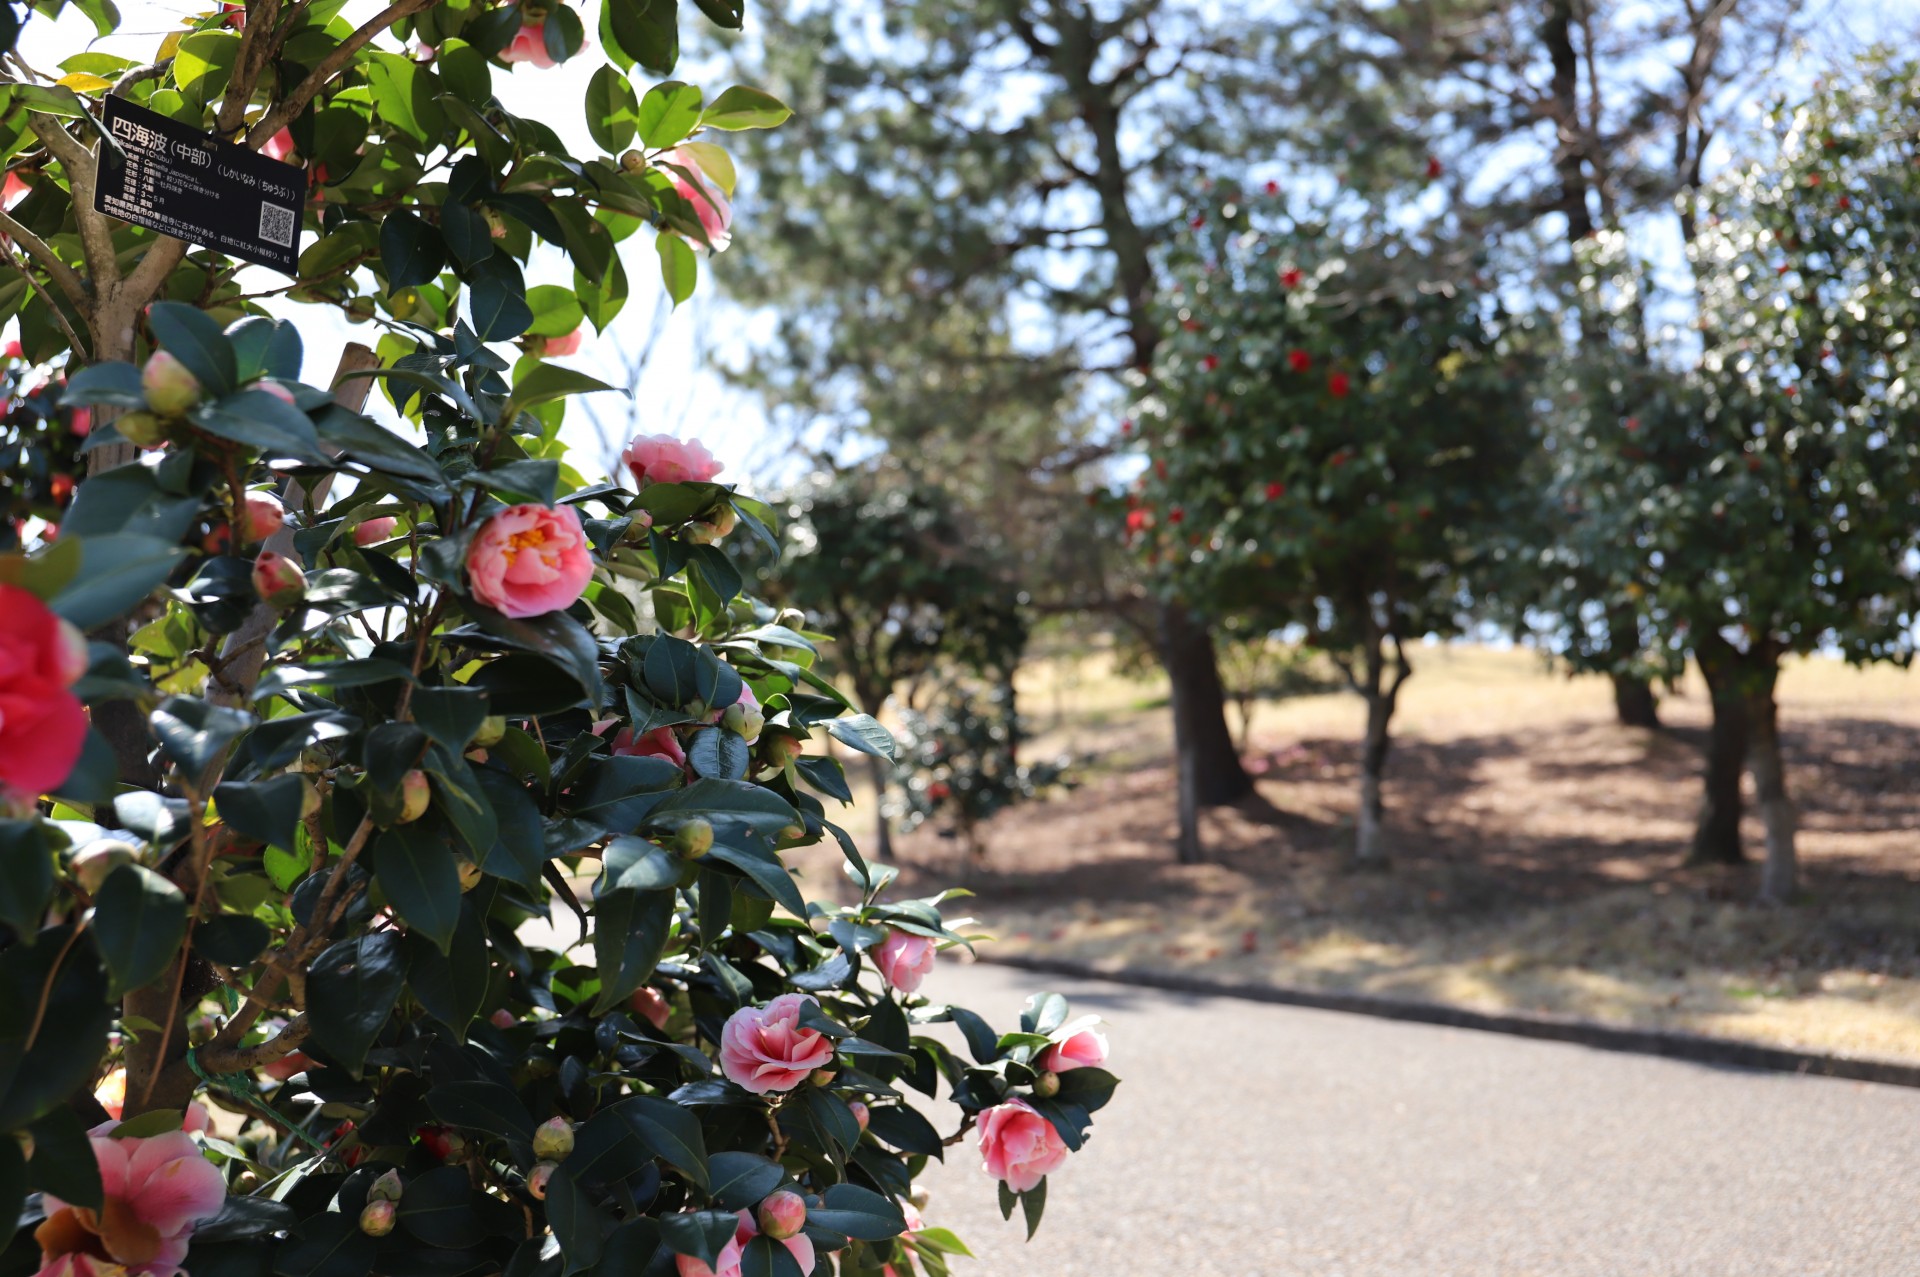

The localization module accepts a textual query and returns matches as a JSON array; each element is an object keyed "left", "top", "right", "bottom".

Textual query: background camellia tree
[
  {"left": 0, "top": 3, "right": 1119, "bottom": 1275},
  {"left": 1133, "top": 195, "right": 1536, "bottom": 867},
  {"left": 1530, "top": 58, "right": 1920, "bottom": 901},
  {"left": 769, "top": 466, "right": 1028, "bottom": 861}
]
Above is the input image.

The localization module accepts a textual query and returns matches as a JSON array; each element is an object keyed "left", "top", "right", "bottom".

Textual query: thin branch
[
  {"left": 245, "top": 0, "right": 437, "bottom": 148},
  {"left": 19, "top": 114, "right": 116, "bottom": 289},
  {"left": 110, "top": 59, "right": 173, "bottom": 98},
  {"left": 0, "top": 210, "right": 87, "bottom": 311}
]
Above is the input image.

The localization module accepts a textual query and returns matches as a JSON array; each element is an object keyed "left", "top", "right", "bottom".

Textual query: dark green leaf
[
  {"left": 706, "top": 1150, "right": 784, "bottom": 1211},
  {"left": 382, "top": 209, "right": 447, "bottom": 292},
  {"left": 305, "top": 932, "right": 405, "bottom": 1077},
  {"left": 614, "top": 1094, "right": 708, "bottom": 1190},
  {"left": 372, "top": 823, "right": 462, "bottom": 953},
  {"left": 93, "top": 864, "right": 187, "bottom": 997},
  {"left": 213, "top": 774, "right": 307, "bottom": 851},
  {"left": 149, "top": 300, "right": 236, "bottom": 395},
  {"left": 809, "top": 1183, "right": 906, "bottom": 1241},
  {"left": 592, "top": 887, "right": 673, "bottom": 1014}
]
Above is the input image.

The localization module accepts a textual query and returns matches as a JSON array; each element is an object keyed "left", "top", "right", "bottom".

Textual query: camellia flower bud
[
  {"left": 472, "top": 715, "right": 508, "bottom": 747},
  {"left": 141, "top": 350, "right": 203, "bottom": 415},
  {"left": 848, "top": 1100, "right": 870, "bottom": 1132},
  {"left": 369, "top": 1169, "right": 405, "bottom": 1202},
  {"left": 674, "top": 817, "right": 713, "bottom": 859},
  {"left": 242, "top": 491, "right": 285, "bottom": 542},
  {"left": 810, "top": 1069, "right": 837, "bottom": 1088},
  {"left": 721, "top": 702, "right": 764, "bottom": 740},
  {"left": 621, "top": 510, "right": 655, "bottom": 544},
  {"left": 1033, "top": 1070, "right": 1061, "bottom": 1098},
  {"left": 630, "top": 986, "right": 671, "bottom": 1030},
  {"left": 455, "top": 855, "right": 483, "bottom": 892},
  {"left": 115, "top": 409, "right": 169, "bottom": 448},
  {"left": 684, "top": 521, "right": 722, "bottom": 546},
  {"left": 757, "top": 1190, "right": 807, "bottom": 1240},
  {"left": 252, "top": 551, "right": 305, "bottom": 609},
  {"left": 532, "top": 1116, "right": 575, "bottom": 1162},
  {"left": 710, "top": 505, "right": 738, "bottom": 536},
  {"left": 359, "top": 1199, "right": 396, "bottom": 1236},
  {"left": 69, "top": 838, "right": 139, "bottom": 895},
  {"left": 490, "top": 1008, "right": 517, "bottom": 1030},
  {"left": 762, "top": 736, "right": 803, "bottom": 771},
  {"left": 397, "top": 770, "right": 431, "bottom": 824},
  {"left": 353, "top": 515, "right": 398, "bottom": 547},
  {"left": 527, "top": 1162, "right": 557, "bottom": 1200},
  {"left": 619, "top": 149, "right": 646, "bottom": 174}
]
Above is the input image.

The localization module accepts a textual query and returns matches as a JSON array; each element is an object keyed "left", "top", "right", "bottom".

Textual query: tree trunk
[
  {"left": 866, "top": 752, "right": 894, "bottom": 862},
  {"left": 1688, "top": 639, "right": 1748, "bottom": 865},
  {"left": 1746, "top": 668, "right": 1796, "bottom": 903},
  {"left": 1354, "top": 685, "right": 1393, "bottom": 869},
  {"left": 1159, "top": 602, "right": 1253, "bottom": 864},
  {"left": 1611, "top": 671, "right": 1661, "bottom": 729}
]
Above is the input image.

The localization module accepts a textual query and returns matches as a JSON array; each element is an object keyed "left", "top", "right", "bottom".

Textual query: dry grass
[{"left": 806, "top": 645, "right": 1920, "bottom": 1063}]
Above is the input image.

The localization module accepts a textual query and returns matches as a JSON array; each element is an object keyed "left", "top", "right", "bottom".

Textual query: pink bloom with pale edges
[
  {"left": 353, "top": 516, "right": 398, "bottom": 547},
  {"left": 466, "top": 503, "right": 593, "bottom": 619},
  {"left": 621, "top": 434, "right": 723, "bottom": 489},
  {"left": 501, "top": 22, "right": 556, "bottom": 68},
  {"left": 977, "top": 1097, "right": 1069, "bottom": 1193},
  {"left": 658, "top": 147, "right": 733, "bottom": 252},
  {"left": 35, "top": 1111, "right": 226, "bottom": 1277},
  {"left": 872, "top": 928, "right": 936, "bottom": 994},
  {"left": 1036, "top": 1017, "right": 1108, "bottom": 1073},
  {"left": 673, "top": 1210, "right": 814, "bottom": 1277},
  {"left": 719, "top": 993, "right": 835, "bottom": 1094},
  {"left": 0, "top": 582, "right": 87, "bottom": 801},
  {"left": 607, "top": 724, "right": 687, "bottom": 769}
]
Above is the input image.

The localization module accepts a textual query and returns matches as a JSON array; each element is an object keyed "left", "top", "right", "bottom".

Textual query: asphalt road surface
[{"left": 906, "top": 960, "right": 1920, "bottom": 1276}]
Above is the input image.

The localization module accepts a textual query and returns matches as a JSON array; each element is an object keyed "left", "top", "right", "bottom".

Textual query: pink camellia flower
[
  {"left": 977, "top": 1098, "right": 1069, "bottom": 1193},
  {"left": 262, "top": 128, "right": 296, "bottom": 164},
  {"left": 2, "top": 171, "right": 30, "bottom": 210},
  {"left": 542, "top": 329, "right": 583, "bottom": 357},
  {"left": 657, "top": 148, "right": 733, "bottom": 252},
  {"left": 466, "top": 503, "right": 593, "bottom": 619},
  {"left": 255, "top": 381, "right": 296, "bottom": 406},
  {"left": 630, "top": 985, "right": 672, "bottom": 1030},
  {"left": 353, "top": 516, "right": 398, "bottom": 547},
  {"left": 0, "top": 582, "right": 87, "bottom": 801},
  {"left": 609, "top": 724, "right": 687, "bottom": 769},
  {"left": 872, "top": 928, "right": 936, "bottom": 994},
  {"left": 501, "top": 21, "right": 556, "bottom": 68},
  {"left": 719, "top": 993, "right": 836, "bottom": 1094},
  {"left": 621, "top": 434, "right": 723, "bottom": 489},
  {"left": 242, "top": 492, "right": 284, "bottom": 542},
  {"left": 1036, "top": 1020, "right": 1108, "bottom": 1074},
  {"left": 35, "top": 1120, "right": 227, "bottom": 1277},
  {"left": 674, "top": 1209, "right": 813, "bottom": 1277},
  {"left": 70, "top": 408, "right": 90, "bottom": 437}
]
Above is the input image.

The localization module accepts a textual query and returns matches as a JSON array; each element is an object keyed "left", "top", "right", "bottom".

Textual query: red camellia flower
[
  {"left": 1287, "top": 349, "right": 1311, "bottom": 373},
  {"left": 1189, "top": 214, "right": 1205, "bottom": 229},
  {"left": 1125, "top": 509, "right": 1150, "bottom": 534},
  {"left": 1425, "top": 156, "right": 1443, "bottom": 179},
  {"left": 1328, "top": 372, "right": 1351, "bottom": 398},
  {"left": 1624, "top": 416, "right": 1639, "bottom": 431},
  {"left": 0, "top": 583, "right": 88, "bottom": 802},
  {"left": 1265, "top": 482, "right": 1285, "bottom": 500},
  {"left": 1264, "top": 179, "right": 1280, "bottom": 195},
  {"left": 1167, "top": 507, "right": 1185, "bottom": 525},
  {"left": 49, "top": 473, "right": 72, "bottom": 503},
  {"left": 1280, "top": 268, "right": 1303, "bottom": 289},
  {"left": 1201, "top": 354, "right": 1219, "bottom": 372}
]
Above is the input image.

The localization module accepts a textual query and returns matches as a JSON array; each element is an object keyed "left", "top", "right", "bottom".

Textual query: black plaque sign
[{"left": 94, "top": 96, "right": 305, "bottom": 275}]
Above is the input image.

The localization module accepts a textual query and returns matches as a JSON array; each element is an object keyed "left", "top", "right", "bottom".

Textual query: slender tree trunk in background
[
  {"left": 1746, "top": 665, "right": 1797, "bottom": 903},
  {"left": 865, "top": 752, "right": 894, "bottom": 862},
  {"left": 1611, "top": 672, "right": 1661, "bottom": 729},
  {"left": 1159, "top": 602, "right": 1253, "bottom": 864},
  {"left": 1354, "top": 692, "right": 1393, "bottom": 868},
  {"left": 1688, "top": 639, "right": 1749, "bottom": 866}
]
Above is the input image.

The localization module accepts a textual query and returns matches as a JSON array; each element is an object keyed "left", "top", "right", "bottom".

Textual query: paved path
[{"left": 907, "top": 961, "right": 1920, "bottom": 1276}]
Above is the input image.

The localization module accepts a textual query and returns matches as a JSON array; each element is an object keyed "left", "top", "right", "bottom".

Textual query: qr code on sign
[{"left": 258, "top": 201, "right": 296, "bottom": 248}]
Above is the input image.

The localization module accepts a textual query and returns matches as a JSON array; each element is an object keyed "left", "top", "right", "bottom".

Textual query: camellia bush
[{"left": 0, "top": 2, "right": 1118, "bottom": 1276}]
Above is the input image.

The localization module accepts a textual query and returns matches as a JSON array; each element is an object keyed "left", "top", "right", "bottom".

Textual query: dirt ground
[{"left": 804, "top": 644, "right": 1920, "bottom": 1064}]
